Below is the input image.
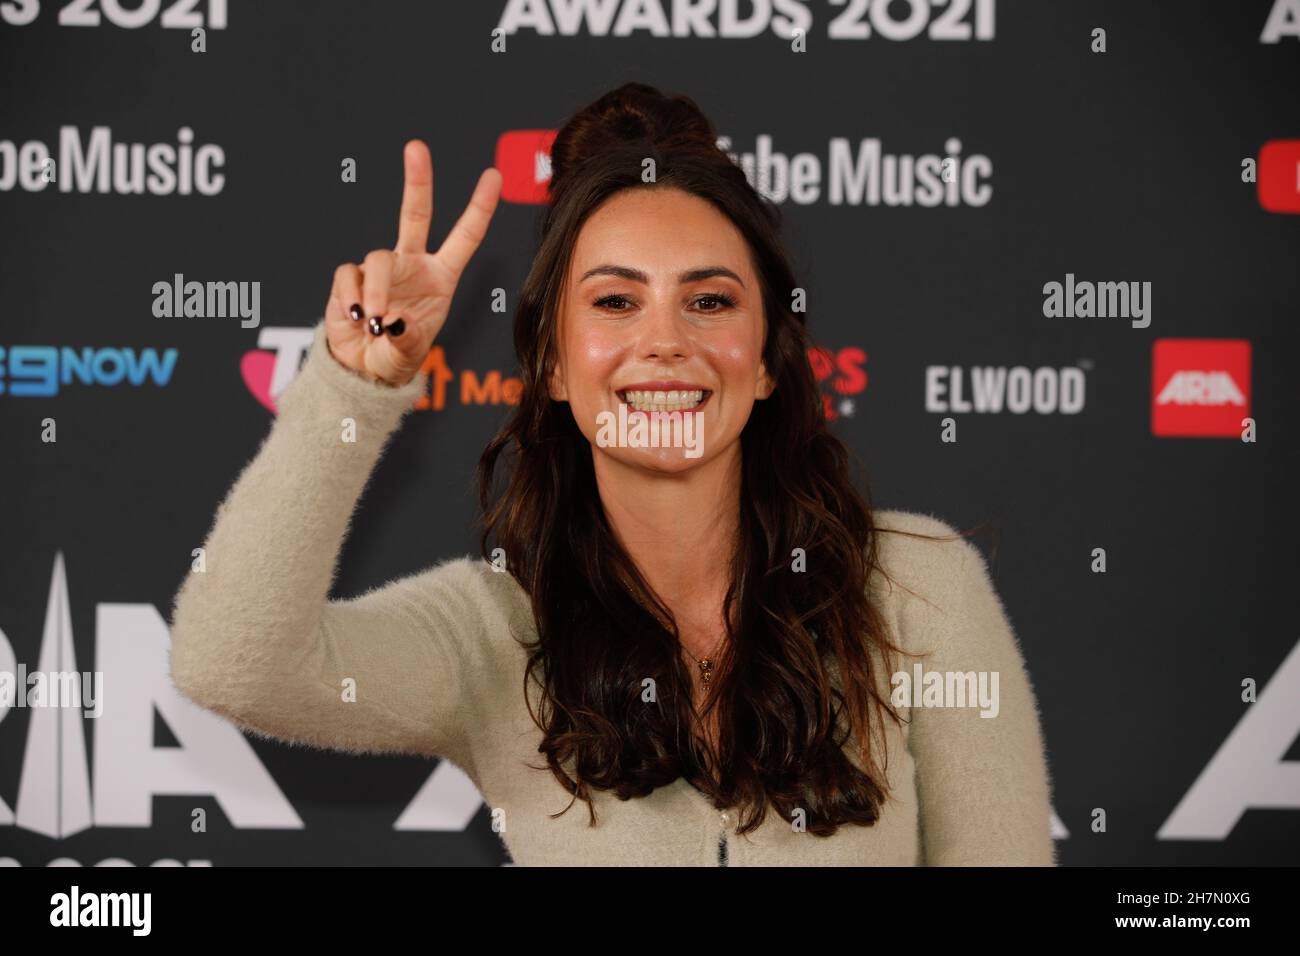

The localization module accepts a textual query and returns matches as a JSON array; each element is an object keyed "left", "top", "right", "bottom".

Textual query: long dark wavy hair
[{"left": 477, "top": 82, "right": 968, "bottom": 836}]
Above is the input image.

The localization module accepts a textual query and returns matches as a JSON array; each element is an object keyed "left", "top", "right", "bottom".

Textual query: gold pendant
[{"left": 698, "top": 658, "right": 714, "bottom": 686}]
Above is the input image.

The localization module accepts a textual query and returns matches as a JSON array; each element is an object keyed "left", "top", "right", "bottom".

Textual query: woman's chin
[{"left": 599, "top": 444, "right": 709, "bottom": 474}]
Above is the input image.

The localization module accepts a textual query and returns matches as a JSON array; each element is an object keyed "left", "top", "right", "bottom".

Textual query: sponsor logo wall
[{"left": 2, "top": 0, "right": 1298, "bottom": 866}]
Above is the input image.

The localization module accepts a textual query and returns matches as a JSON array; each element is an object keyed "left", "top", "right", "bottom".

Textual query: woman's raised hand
[{"left": 324, "top": 140, "right": 502, "bottom": 386}]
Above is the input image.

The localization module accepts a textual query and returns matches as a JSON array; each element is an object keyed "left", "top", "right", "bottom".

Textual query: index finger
[{"left": 395, "top": 139, "right": 434, "bottom": 254}]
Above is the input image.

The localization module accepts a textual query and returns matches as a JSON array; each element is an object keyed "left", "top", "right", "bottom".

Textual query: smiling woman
[
  {"left": 167, "top": 81, "right": 1056, "bottom": 866},
  {"left": 475, "top": 82, "right": 1055, "bottom": 851},
  {"left": 545, "top": 186, "right": 772, "bottom": 480}
]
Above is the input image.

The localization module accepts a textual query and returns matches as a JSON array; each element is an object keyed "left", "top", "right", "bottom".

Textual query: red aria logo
[{"left": 1151, "top": 339, "right": 1251, "bottom": 438}]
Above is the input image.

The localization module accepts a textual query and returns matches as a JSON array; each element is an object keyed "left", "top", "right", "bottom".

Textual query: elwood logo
[
  {"left": 925, "top": 364, "right": 1086, "bottom": 414},
  {"left": 241, "top": 325, "right": 520, "bottom": 415},
  {"left": 0, "top": 553, "right": 491, "bottom": 866},
  {"left": 1151, "top": 339, "right": 1251, "bottom": 438},
  {"left": 495, "top": 129, "right": 992, "bottom": 207}
]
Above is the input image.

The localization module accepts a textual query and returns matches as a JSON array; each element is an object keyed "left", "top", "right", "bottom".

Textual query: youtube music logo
[
  {"left": 495, "top": 129, "right": 557, "bottom": 204},
  {"left": 497, "top": 131, "right": 1300, "bottom": 214},
  {"left": 1152, "top": 339, "right": 1252, "bottom": 438}
]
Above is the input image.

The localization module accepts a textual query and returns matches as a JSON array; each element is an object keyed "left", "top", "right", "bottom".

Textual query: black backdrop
[{"left": 2, "top": 0, "right": 1298, "bottom": 867}]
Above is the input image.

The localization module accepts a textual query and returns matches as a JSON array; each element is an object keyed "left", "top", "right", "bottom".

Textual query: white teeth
[{"left": 621, "top": 389, "right": 705, "bottom": 412}]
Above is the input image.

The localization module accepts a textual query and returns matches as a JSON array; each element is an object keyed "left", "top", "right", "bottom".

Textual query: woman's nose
[{"left": 637, "top": 298, "right": 689, "bottom": 359}]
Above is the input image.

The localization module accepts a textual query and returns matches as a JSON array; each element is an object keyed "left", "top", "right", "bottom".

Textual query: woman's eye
[
  {"left": 593, "top": 293, "right": 736, "bottom": 312},
  {"left": 694, "top": 293, "right": 737, "bottom": 311}
]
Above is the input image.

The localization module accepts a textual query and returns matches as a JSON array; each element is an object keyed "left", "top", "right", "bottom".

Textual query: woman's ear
[
  {"left": 755, "top": 360, "right": 775, "bottom": 400},
  {"left": 545, "top": 300, "right": 568, "bottom": 401},
  {"left": 548, "top": 355, "right": 568, "bottom": 401}
]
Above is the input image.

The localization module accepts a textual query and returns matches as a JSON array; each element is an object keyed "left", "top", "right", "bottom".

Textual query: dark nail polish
[
  {"left": 348, "top": 303, "right": 364, "bottom": 322},
  {"left": 368, "top": 316, "right": 384, "bottom": 336},
  {"left": 386, "top": 318, "right": 406, "bottom": 337}
]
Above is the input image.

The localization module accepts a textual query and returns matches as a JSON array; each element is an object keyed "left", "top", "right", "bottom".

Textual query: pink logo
[{"left": 241, "top": 350, "right": 278, "bottom": 414}]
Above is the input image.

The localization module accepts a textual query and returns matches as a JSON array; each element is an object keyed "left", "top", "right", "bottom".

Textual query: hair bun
[{"left": 549, "top": 82, "right": 721, "bottom": 197}]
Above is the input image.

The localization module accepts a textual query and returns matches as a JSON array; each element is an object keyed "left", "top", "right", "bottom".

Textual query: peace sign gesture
[{"left": 325, "top": 140, "right": 502, "bottom": 386}]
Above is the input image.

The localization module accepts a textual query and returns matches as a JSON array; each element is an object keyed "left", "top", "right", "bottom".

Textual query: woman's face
[{"left": 549, "top": 186, "right": 773, "bottom": 475}]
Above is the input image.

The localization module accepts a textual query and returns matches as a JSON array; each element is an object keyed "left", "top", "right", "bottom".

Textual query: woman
[{"left": 168, "top": 83, "right": 1055, "bottom": 866}]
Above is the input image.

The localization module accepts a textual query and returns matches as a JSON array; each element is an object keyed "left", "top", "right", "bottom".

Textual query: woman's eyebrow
[{"left": 578, "top": 264, "right": 745, "bottom": 287}]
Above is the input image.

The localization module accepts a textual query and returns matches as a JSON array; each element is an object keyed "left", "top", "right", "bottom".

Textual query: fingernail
[
  {"left": 386, "top": 318, "right": 406, "bottom": 337},
  {"left": 368, "top": 316, "right": 384, "bottom": 336},
  {"left": 348, "top": 303, "right": 364, "bottom": 322}
]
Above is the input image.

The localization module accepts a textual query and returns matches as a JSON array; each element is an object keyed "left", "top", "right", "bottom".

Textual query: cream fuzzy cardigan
[{"left": 168, "top": 319, "right": 1056, "bottom": 866}]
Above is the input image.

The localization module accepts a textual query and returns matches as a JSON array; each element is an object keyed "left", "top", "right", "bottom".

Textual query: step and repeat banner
[{"left": 1, "top": 1, "right": 1297, "bottom": 867}]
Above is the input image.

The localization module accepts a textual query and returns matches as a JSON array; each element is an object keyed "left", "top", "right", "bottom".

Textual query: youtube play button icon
[
  {"left": 495, "top": 129, "right": 558, "bottom": 205},
  {"left": 1258, "top": 140, "right": 1300, "bottom": 213}
]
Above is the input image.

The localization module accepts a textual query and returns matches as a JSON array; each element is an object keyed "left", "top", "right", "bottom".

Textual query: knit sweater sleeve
[
  {"left": 898, "top": 524, "right": 1056, "bottom": 866},
  {"left": 167, "top": 319, "right": 479, "bottom": 772}
]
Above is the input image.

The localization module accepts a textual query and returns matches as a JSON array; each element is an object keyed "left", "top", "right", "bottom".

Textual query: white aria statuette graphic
[{"left": 13, "top": 553, "right": 93, "bottom": 838}]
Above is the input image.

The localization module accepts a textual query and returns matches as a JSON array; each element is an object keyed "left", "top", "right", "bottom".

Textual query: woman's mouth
[{"left": 616, "top": 388, "right": 711, "bottom": 412}]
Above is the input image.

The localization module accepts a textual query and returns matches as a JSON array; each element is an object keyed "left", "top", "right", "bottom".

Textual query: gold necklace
[
  {"left": 680, "top": 637, "right": 726, "bottom": 687},
  {"left": 623, "top": 582, "right": 728, "bottom": 686}
]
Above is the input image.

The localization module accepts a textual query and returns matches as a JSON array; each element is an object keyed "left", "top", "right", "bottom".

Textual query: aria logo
[
  {"left": 4, "top": 556, "right": 1297, "bottom": 853},
  {"left": 0, "top": 554, "right": 486, "bottom": 864},
  {"left": 1151, "top": 339, "right": 1251, "bottom": 438}
]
